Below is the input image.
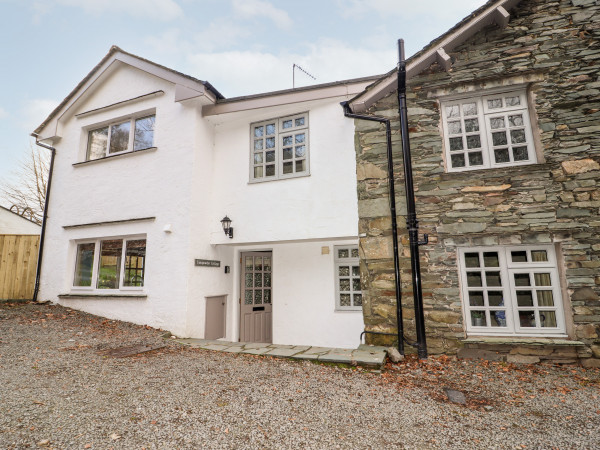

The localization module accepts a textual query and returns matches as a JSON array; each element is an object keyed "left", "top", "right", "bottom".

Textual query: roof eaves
[
  {"left": 215, "top": 74, "right": 384, "bottom": 105},
  {"left": 347, "top": 0, "right": 522, "bottom": 113},
  {"left": 33, "top": 45, "right": 120, "bottom": 136},
  {"left": 33, "top": 46, "right": 224, "bottom": 136}
]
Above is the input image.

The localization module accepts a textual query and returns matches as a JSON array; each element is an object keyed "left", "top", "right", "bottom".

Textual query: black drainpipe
[
  {"left": 342, "top": 102, "right": 405, "bottom": 356},
  {"left": 31, "top": 134, "right": 56, "bottom": 302},
  {"left": 397, "top": 39, "right": 428, "bottom": 360}
]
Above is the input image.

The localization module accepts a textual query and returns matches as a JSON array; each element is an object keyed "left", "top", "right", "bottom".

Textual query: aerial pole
[{"left": 397, "top": 39, "right": 428, "bottom": 360}]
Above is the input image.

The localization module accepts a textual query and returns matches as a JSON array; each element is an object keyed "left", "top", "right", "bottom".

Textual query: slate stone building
[{"left": 346, "top": 0, "right": 600, "bottom": 366}]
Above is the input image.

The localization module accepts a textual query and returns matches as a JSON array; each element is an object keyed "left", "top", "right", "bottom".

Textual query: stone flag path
[{"left": 172, "top": 338, "right": 387, "bottom": 367}]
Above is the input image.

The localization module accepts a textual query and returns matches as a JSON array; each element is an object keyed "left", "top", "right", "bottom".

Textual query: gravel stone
[{"left": 1, "top": 303, "right": 599, "bottom": 449}]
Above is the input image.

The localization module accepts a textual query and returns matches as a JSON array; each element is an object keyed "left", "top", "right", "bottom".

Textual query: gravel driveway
[{"left": 1, "top": 302, "right": 599, "bottom": 449}]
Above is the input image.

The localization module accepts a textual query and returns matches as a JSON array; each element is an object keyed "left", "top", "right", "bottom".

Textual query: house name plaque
[{"left": 195, "top": 259, "right": 221, "bottom": 268}]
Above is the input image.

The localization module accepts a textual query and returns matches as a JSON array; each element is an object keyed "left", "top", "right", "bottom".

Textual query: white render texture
[{"left": 37, "top": 53, "right": 366, "bottom": 348}]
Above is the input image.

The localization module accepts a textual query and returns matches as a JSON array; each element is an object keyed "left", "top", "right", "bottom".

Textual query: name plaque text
[{"left": 195, "top": 259, "right": 221, "bottom": 267}]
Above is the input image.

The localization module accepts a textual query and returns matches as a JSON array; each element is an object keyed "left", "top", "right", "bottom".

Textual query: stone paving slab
[
  {"left": 202, "top": 344, "right": 233, "bottom": 351},
  {"left": 301, "top": 346, "right": 334, "bottom": 355},
  {"left": 290, "top": 345, "right": 311, "bottom": 352},
  {"left": 173, "top": 338, "right": 386, "bottom": 368},
  {"left": 292, "top": 353, "right": 324, "bottom": 361},
  {"left": 353, "top": 353, "right": 386, "bottom": 366},
  {"left": 241, "top": 348, "right": 271, "bottom": 355},
  {"left": 318, "top": 353, "right": 355, "bottom": 364},
  {"left": 242, "top": 342, "right": 269, "bottom": 349},
  {"left": 221, "top": 347, "right": 243, "bottom": 353}
]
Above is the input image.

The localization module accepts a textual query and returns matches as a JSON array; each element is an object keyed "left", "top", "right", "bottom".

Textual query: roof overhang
[
  {"left": 348, "top": 0, "right": 521, "bottom": 113},
  {"left": 33, "top": 46, "right": 222, "bottom": 141},
  {"left": 203, "top": 75, "right": 381, "bottom": 117}
]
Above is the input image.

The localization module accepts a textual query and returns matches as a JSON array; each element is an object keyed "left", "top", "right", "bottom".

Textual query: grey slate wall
[{"left": 354, "top": 0, "right": 600, "bottom": 365}]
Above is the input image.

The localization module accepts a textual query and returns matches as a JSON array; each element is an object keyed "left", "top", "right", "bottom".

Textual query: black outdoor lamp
[{"left": 220, "top": 215, "right": 233, "bottom": 238}]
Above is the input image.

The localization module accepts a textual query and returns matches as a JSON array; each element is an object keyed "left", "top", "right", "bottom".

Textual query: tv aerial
[{"left": 292, "top": 63, "right": 316, "bottom": 88}]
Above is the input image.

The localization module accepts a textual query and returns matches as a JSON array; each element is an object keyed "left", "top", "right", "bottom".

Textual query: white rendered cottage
[{"left": 33, "top": 47, "right": 377, "bottom": 348}]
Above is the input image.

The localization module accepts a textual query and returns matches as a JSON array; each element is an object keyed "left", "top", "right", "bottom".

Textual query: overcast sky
[{"left": 0, "top": 0, "right": 487, "bottom": 188}]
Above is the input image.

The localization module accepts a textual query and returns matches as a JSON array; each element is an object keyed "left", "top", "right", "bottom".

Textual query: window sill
[
  {"left": 248, "top": 172, "right": 311, "bottom": 184},
  {"left": 73, "top": 147, "right": 157, "bottom": 167},
  {"left": 461, "top": 337, "right": 580, "bottom": 346},
  {"left": 335, "top": 308, "right": 362, "bottom": 313},
  {"left": 59, "top": 293, "right": 147, "bottom": 300}
]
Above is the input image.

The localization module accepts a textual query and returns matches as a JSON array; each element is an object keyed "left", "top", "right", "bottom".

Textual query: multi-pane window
[
  {"left": 251, "top": 113, "right": 309, "bottom": 181},
  {"left": 441, "top": 90, "right": 535, "bottom": 171},
  {"left": 335, "top": 245, "right": 362, "bottom": 311},
  {"left": 86, "top": 114, "right": 155, "bottom": 161},
  {"left": 458, "top": 245, "right": 565, "bottom": 335},
  {"left": 243, "top": 254, "right": 272, "bottom": 306},
  {"left": 73, "top": 237, "right": 146, "bottom": 290}
]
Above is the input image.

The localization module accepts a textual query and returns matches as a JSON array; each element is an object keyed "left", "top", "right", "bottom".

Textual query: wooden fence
[{"left": 0, "top": 235, "right": 39, "bottom": 300}]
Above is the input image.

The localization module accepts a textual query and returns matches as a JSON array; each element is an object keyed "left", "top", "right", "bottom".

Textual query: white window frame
[
  {"left": 249, "top": 112, "right": 309, "bottom": 182},
  {"left": 71, "top": 235, "right": 147, "bottom": 292},
  {"left": 334, "top": 245, "right": 362, "bottom": 311},
  {"left": 85, "top": 114, "right": 156, "bottom": 161},
  {"left": 457, "top": 245, "right": 566, "bottom": 337},
  {"left": 440, "top": 89, "right": 536, "bottom": 172}
]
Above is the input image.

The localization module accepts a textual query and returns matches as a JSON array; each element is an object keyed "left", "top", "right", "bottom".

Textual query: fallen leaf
[{"left": 110, "top": 433, "right": 121, "bottom": 440}]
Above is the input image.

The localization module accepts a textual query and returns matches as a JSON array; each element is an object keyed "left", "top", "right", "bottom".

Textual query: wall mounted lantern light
[{"left": 220, "top": 215, "right": 233, "bottom": 238}]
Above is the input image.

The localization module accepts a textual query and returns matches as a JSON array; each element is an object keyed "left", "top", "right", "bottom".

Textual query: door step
[{"left": 172, "top": 338, "right": 387, "bottom": 368}]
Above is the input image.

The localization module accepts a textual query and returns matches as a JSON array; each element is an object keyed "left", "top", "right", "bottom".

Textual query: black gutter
[
  {"left": 31, "top": 135, "right": 56, "bottom": 302},
  {"left": 342, "top": 101, "right": 405, "bottom": 356},
  {"left": 397, "top": 39, "right": 428, "bottom": 360}
]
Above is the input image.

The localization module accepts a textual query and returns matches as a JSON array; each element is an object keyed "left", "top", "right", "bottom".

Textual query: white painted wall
[
  {"left": 193, "top": 96, "right": 363, "bottom": 347},
  {"left": 225, "top": 239, "right": 364, "bottom": 349},
  {"left": 208, "top": 99, "right": 360, "bottom": 245},
  {"left": 184, "top": 106, "right": 232, "bottom": 338},
  {"left": 38, "top": 65, "right": 201, "bottom": 337},
  {"left": 38, "top": 59, "right": 365, "bottom": 348},
  {"left": 0, "top": 207, "right": 41, "bottom": 234}
]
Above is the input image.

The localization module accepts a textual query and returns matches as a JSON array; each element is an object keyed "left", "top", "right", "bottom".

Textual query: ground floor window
[
  {"left": 73, "top": 236, "right": 146, "bottom": 290},
  {"left": 335, "top": 245, "right": 362, "bottom": 311},
  {"left": 458, "top": 245, "right": 565, "bottom": 336}
]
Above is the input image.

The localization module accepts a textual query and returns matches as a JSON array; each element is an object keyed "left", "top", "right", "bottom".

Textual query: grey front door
[{"left": 240, "top": 252, "right": 272, "bottom": 343}]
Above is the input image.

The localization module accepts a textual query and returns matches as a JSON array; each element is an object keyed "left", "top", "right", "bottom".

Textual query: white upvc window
[
  {"left": 250, "top": 113, "right": 309, "bottom": 181},
  {"left": 86, "top": 114, "right": 156, "bottom": 161},
  {"left": 73, "top": 236, "right": 146, "bottom": 291},
  {"left": 458, "top": 245, "right": 566, "bottom": 336},
  {"left": 440, "top": 90, "right": 536, "bottom": 171},
  {"left": 334, "top": 245, "right": 362, "bottom": 311}
]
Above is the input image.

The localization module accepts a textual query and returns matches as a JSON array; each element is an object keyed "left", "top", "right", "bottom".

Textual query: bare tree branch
[{"left": 0, "top": 145, "right": 50, "bottom": 225}]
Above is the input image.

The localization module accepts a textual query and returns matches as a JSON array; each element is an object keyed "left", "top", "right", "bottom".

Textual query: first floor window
[
  {"left": 335, "top": 245, "right": 362, "bottom": 311},
  {"left": 250, "top": 113, "right": 309, "bottom": 181},
  {"left": 458, "top": 245, "right": 565, "bottom": 336},
  {"left": 73, "top": 236, "right": 146, "bottom": 290},
  {"left": 440, "top": 89, "right": 536, "bottom": 171},
  {"left": 86, "top": 114, "right": 155, "bottom": 161}
]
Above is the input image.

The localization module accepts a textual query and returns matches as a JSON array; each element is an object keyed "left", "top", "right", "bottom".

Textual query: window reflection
[
  {"left": 124, "top": 240, "right": 146, "bottom": 287},
  {"left": 97, "top": 240, "right": 123, "bottom": 289}
]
